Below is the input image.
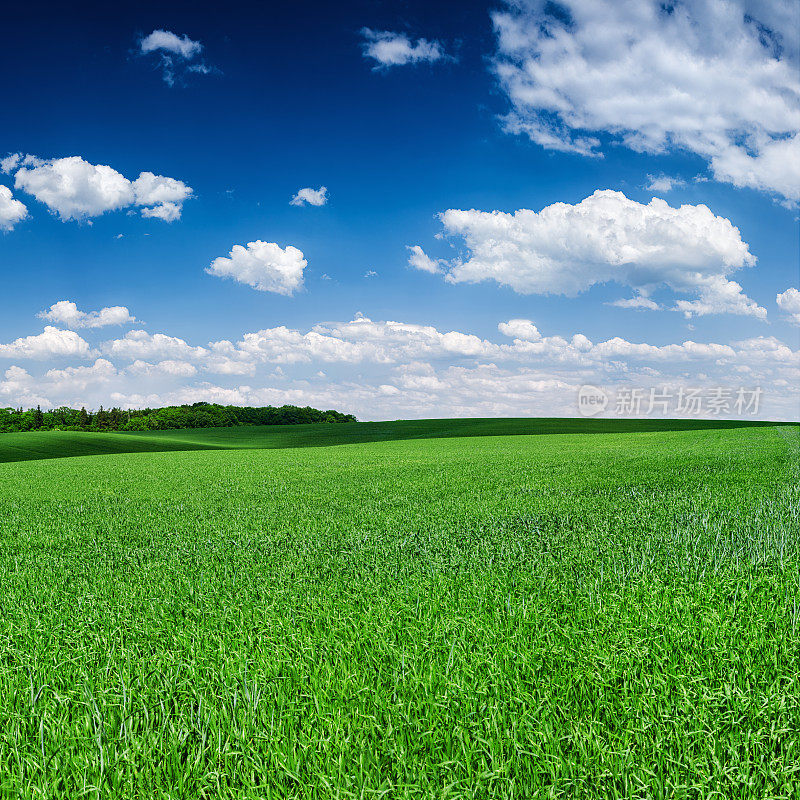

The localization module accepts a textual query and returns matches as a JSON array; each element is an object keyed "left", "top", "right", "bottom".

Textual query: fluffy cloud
[
  {"left": 497, "top": 319, "right": 541, "bottom": 341},
  {"left": 674, "top": 278, "right": 766, "bottom": 320},
  {"left": 37, "top": 300, "right": 136, "bottom": 329},
  {"left": 1, "top": 153, "right": 22, "bottom": 174},
  {"left": 15, "top": 157, "right": 133, "bottom": 220},
  {"left": 231, "top": 316, "right": 497, "bottom": 365},
  {"left": 407, "top": 245, "right": 442, "bottom": 274},
  {"left": 11, "top": 156, "right": 192, "bottom": 221},
  {"left": 428, "top": 190, "right": 764, "bottom": 318},
  {"left": 133, "top": 172, "right": 193, "bottom": 219},
  {"left": 290, "top": 186, "right": 328, "bottom": 206},
  {"left": 0, "top": 327, "right": 93, "bottom": 360},
  {"left": 361, "top": 29, "right": 447, "bottom": 67},
  {"left": 139, "top": 30, "right": 211, "bottom": 86},
  {"left": 776, "top": 288, "right": 800, "bottom": 325},
  {"left": 102, "top": 330, "right": 204, "bottom": 362},
  {"left": 44, "top": 359, "right": 118, "bottom": 391},
  {"left": 3, "top": 315, "right": 797, "bottom": 419},
  {"left": 492, "top": 0, "right": 800, "bottom": 202},
  {"left": 206, "top": 240, "right": 307, "bottom": 295},
  {"left": 0, "top": 185, "right": 27, "bottom": 231},
  {"left": 140, "top": 202, "right": 182, "bottom": 222}
]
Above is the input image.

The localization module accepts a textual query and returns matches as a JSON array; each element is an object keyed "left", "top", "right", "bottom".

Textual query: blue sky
[{"left": 1, "top": 0, "right": 798, "bottom": 420}]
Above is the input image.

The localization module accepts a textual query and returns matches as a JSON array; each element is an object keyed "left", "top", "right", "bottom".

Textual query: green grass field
[
  {"left": 0, "top": 420, "right": 797, "bottom": 798},
  {"left": 0, "top": 416, "right": 787, "bottom": 463}
]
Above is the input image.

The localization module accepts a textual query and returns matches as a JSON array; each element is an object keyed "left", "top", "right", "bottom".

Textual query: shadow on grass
[{"left": 0, "top": 417, "right": 795, "bottom": 464}]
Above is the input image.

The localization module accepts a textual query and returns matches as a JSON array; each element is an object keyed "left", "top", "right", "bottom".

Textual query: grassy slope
[
  {"left": 0, "top": 416, "right": 788, "bottom": 463},
  {"left": 0, "top": 425, "right": 797, "bottom": 797}
]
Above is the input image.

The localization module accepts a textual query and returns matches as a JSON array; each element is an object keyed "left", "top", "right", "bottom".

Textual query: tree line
[{"left": 0, "top": 402, "right": 357, "bottom": 433}]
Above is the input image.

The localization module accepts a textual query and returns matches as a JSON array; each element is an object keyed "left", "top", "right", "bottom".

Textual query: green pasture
[{"left": 0, "top": 421, "right": 797, "bottom": 797}]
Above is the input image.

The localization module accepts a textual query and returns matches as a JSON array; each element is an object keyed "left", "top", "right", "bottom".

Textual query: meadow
[{"left": 0, "top": 420, "right": 797, "bottom": 798}]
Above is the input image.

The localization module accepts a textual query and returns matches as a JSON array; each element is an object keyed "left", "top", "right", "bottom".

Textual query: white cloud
[
  {"left": 430, "top": 190, "right": 765, "bottom": 318},
  {"left": 102, "top": 330, "right": 204, "bottom": 361},
  {"left": 133, "top": 172, "right": 193, "bottom": 220},
  {"left": 644, "top": 174, "right": 685, "bottom": 193},
  {"left": 609, "top": 296, "right": 661, "bottom": 311},
  {"left": 407, "top": 244, "right": 443, "bottom": 274},
  {"left": 37, "top": 300, "right": 137, "bottom": 329},
  {"left": 36, "top": 300, "right": 137, "bottom": 328},
  {"left": 290, "top": 186, "right": 328, "bottom": 206},
  {"left": 0, "top": 366, "right": 51, "bottom": 408},
  {"left": 361, "top": 29, "right": 447, "bottom": 68},
  {"left": 140, "top": 202, "right": 182, "bottom": 222},
  {"left": 206, "top": 240, "right": 307, "bottom": 295},
  {"left": 139, "top": 30, "right": 209, "bottom": 86},
  {"left": 1, "top": 153, "right": 21, "bottom": 174},
  {"left": 45, "top": 359, "right": 117, "bottom": 391},
  {"left": 492, "top": 0, "right": 800, "bottom": 202},
  {"left": 0, "top": 185, "right": 28, "bottom": 231},
  {"left": 4, "top": 315, "right": 798, "bottom": 419},
  {"left": 498, "top": 319, "right": 542, "bottom": 341},
  {"left": 675, "top": 277, "right": 767, "bottom": 320},
  {"left": 15, "top": 156, "right": 133, "bottom": 221},
  {"left": 140, "top": 30, "right": 202, "bottom": 60},
  {"left": 128, "top": 359, "right": 197, "bottom": 377},
  {"left": 777, "top": 287, "right": 800, "bottom": 325},
  {"left": 0, "top": 327, "right": 93, "bottom": 360},
  {"left": 364, "top": 270, "right": 378, "bottom": 278},
  {"left": 12, "top": 156, "right": 192, "bottom": 221}
]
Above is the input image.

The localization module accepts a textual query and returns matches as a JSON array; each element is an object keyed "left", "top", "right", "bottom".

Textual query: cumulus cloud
[
  {"left": 102, "top": 330, "right": 204, "bottom": 362},
  {"left": 133, "top": 172, "right": 193, "bottom": 219},
  {"left": 11, "top": 156, "right": 192, "bottom": 221},
  {"left": 674, "top": 278, "right": 766, "bottom": 320},
  {"left": 206, "top": 240, "right": 307, "bottom": 295},
  {"left": 37, "top": 300, "right": 137, "bottom": 329},
  {"left": 15, "top": 156, "right": 133, "bottom": 220},
  {"left": 407, "top": 245, "right": 443, "bottom": 274},
  {"left": 1, "top": 153, "right": 22, "bottom": 174},
  {"left": 290, "top": 186, "right": 328, "bottom": 206},
  {"left": 139, "top": 30, "right": 212, "bottom": 86},
  {"left": 0, "top": 327, "right": 93, "bottom": 360},
  {"left": 428, "top": 190, "right": 765, "bottom": 318},
  {"left": 0, "top": 185, "right": 28, "bottom": 231},
  {"left": 492, "top": 0, "right": 800, "bottom": 202},
  {"left": 140, "top": 202, "right": 182, "bottom": 222},
  {"left": 90, "top": 316, "right": 800, "bottom": 420},
  {"left": 777, "top": 287, "right": 800, "bottom": 325},
  {"left": 44, "top": 359, "right": 118, "bottom": 391},
  {"left": 361, "top": 29, "right": 447, "bottom": 68},
  {"left": 3, "top": 314, "right": 797, "bottom": 419},
  {"left": 498, "top": 319, "right": 542, "bottom": 341}
]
